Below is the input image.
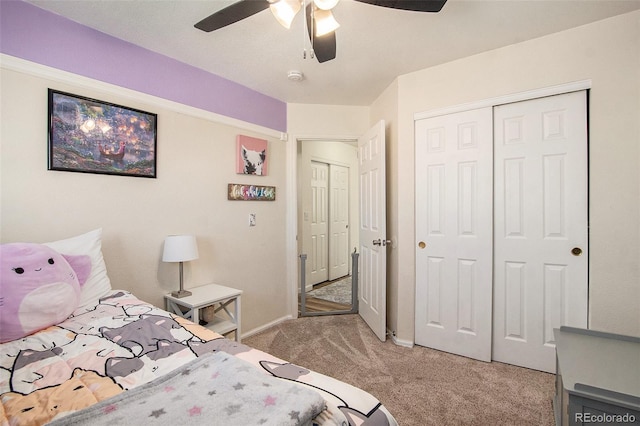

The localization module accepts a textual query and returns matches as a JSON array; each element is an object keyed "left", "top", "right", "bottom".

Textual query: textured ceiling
[{"left": 26, "top": 0, "right": 640, "bottom": 105}]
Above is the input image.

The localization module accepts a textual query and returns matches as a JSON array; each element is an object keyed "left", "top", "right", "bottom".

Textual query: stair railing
[{"left": 299, "top": 251, "right": 359, "bottom": 317}]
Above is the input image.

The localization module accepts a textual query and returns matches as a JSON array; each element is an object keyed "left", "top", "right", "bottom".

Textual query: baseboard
[
  {"left": 388, "top": 329, "right": 414, "bottom": 348},
  {"left": 241, "top": 314, "right": 294, "bottom": 339}
]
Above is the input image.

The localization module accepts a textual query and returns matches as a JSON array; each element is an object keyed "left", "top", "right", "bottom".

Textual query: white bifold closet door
[
  {"left": 329, "top": 164, "right": 350, "bottom": 281},
  {"left": 309, "top": 161, "right": 329, "bottom": 286},
  {"left": 309, "top": 161, "right": 351, "bottom": 286},
  {"left": 415, "top": 107, "right": 494, "bottom": 362},
  {"left": 492, "top": 91, "right": 588, "bottom": 372},
  {"left": 415, "top": 91, "right": 588, "bottom": 373}
]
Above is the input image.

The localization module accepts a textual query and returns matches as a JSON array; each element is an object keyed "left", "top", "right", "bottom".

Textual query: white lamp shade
[{"left": 162, "top": 235, "right": 199, "bottom": 262}]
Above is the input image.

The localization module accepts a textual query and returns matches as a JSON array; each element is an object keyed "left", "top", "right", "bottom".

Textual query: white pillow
[{"left": 44, "top": 228, "right": 112, "bottom": 309}]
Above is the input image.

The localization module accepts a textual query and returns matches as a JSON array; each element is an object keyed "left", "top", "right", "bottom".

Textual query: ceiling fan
[{"left": 195, "top": 0, "right": 447, "bottom": 63}]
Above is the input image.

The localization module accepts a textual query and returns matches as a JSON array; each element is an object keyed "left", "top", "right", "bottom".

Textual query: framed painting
[
  {"left": 48, "top": 89, "right": 157, "bottom": 178},
  {"left": 236, "top": 135, "right": 268, "bottom": 176}
]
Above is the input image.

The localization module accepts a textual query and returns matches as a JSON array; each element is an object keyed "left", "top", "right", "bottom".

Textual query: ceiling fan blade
[
  {"left": 306, "top": 2, "right": 337, "bottom": 63},
  {"left": 353, "top": 0, "right": 447, "bottom": 13},
  {"left": 313, "top": 32, "right": 337, "bottom": 63},
  {"left": 195, "top": 0, "right": 270, "bottom": 32}
]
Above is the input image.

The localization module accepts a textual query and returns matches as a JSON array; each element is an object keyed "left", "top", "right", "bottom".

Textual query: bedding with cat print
[{"left": 0, "top": 291, "right": 397, "bottom": 426}]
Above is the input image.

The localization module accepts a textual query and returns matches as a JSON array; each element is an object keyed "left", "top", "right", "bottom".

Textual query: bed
[{"left": 0, "top": 229, "right": 397, "bottom": 426}]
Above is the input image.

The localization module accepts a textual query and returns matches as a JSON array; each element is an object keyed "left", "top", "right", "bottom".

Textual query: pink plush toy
[{"left": 0, "top": 243, "right": 92, "bottom": 343}]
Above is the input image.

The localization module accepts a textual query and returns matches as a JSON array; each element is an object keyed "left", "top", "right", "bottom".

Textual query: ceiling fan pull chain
[
  {"left": 310, "top": 2, "right": 315, "bottom": 59},
  {"left": 302, "top": 0, "right": 308, "bottom": 59}
]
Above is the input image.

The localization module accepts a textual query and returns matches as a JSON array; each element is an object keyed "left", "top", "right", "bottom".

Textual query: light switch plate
[{"left": 249, "top": 213, "right": 256, "bottom": 227}]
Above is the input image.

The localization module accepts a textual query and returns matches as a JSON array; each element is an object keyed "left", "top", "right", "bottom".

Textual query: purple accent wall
[{"left": 0, "top": 1, "right": 287, "bottom": 132}]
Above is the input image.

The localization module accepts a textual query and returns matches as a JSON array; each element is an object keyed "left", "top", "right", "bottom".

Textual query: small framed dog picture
[{"left": 236, "top": 135, "right": 268, "bottom": 176}]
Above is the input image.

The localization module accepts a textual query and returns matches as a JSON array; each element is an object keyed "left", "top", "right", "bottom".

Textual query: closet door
[
  {"left": 415, "top": 107, "right": 494, "bottom": 361},
  {"left": 329, "top": 164, "right": 350, "bottom": 280},
  {"left": 493, "top": 91, "right": 588, "bottom": 373},
  {"left": 309, "top": 161, "right": 329, "bottom": 286}
]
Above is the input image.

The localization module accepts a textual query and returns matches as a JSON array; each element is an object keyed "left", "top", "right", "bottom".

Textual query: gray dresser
[{"left": 554, "top": 326, "right": 640, "bottom": 425}]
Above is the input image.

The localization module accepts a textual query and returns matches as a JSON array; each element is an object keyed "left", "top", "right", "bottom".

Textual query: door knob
[
  {"left": 418, "top": 241, "right": 426, "bottom": 249},
  {"left": 373, "top": 239, "right": 392, "bottom": 246},
  {"left": 571, "top": 247, "right": 583, "bottom": 256}
]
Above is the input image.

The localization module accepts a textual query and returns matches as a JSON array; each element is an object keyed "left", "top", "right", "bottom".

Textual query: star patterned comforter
[
  {"left": 46, "top": 351, "right": 325, "bottom": 425},
  {"left": 0, "top": 291, "right": 397, "bottom": 426}
]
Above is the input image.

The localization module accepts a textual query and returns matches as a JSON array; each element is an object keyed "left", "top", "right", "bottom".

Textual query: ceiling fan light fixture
[
  {"left": 314, "top": 9, "right": 340, "bottom": 37},
  {"left": 269, "top": 0, "right": 301, "bottom": 29},
  {"left": 313, "top": 0, "right": 339, "bottom": 11}
]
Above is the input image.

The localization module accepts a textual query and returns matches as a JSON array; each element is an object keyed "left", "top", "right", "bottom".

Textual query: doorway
[
  {"left": 297, "top": 140, "right": 358, "bottom": 313},
  {"left": 290, "top": 120, "right": 388, "bottom": 340}
]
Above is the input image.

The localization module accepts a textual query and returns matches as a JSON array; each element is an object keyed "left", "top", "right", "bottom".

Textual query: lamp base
[{"left": 171, "top": 289, "right": 192, "bottom": 298}]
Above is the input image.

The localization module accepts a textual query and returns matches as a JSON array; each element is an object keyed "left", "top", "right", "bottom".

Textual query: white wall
[
  {"left": 287, "top": 104, "right": 370, "bottom": 138},
  {"left": 0, "top": 66, "right": 288, "bottom": 335},
  {"left": 373, "top": 11, "right": 640, "bottom": 342}
]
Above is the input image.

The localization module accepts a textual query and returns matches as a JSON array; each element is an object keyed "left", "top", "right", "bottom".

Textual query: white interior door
[
  {"left": 414, "top": 107, "right": 494, "bottom": 361},
  {"left": 309, "top": 161, "right": 328, "bottom": 286},
  {"left": 493, "top": 91, "right": 588, "bottom": 373},
  {"left": 329, "top": 164, "right": 349, "bottom": 280},
  {"left": 358, "top": 120, "right": 387, "bottom": 341}
]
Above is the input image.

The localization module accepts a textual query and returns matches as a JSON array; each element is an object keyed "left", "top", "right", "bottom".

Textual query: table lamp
[{"left": 163, "top": 235, "right": 199, "bottom": 298}]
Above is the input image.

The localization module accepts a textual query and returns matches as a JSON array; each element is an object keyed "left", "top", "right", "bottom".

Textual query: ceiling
[{"left": 26, "top": 0, "right": 640, "bottom": 106}]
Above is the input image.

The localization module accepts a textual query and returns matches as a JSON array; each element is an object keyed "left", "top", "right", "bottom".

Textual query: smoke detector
[{"left": 287, "top": 70, "right": 304, "bottom": 82}]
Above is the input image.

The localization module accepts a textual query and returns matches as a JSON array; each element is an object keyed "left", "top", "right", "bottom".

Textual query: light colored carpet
[
  {"left": 243, "top": 314, "right": 555, "bottom": 426},
  {"left": 306, "top": 276, "right": 352, "bottom": 305}
]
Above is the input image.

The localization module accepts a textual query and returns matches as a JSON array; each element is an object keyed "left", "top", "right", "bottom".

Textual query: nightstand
[
  {"left": 165, "top": 283, "right": 242, "bottom": 342},
  {"left": 553, "top": 326, "right": 640, "bottom": 426}
]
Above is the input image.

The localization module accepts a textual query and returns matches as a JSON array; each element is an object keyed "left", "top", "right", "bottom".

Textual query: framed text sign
[{"left": 228, "top": 184, "right": 276, "bottom": 201}]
